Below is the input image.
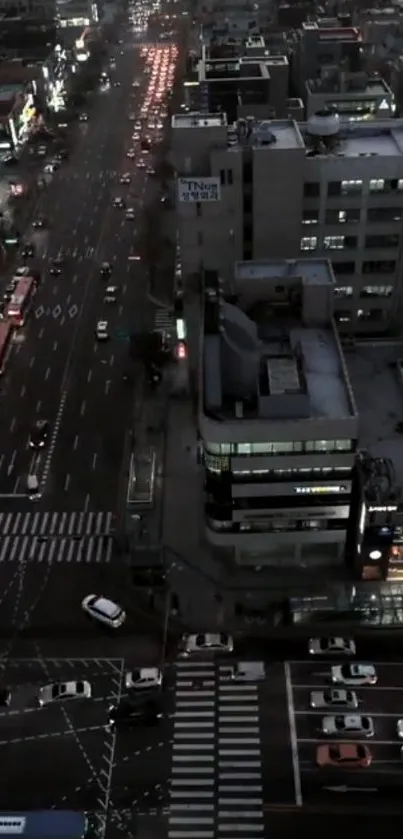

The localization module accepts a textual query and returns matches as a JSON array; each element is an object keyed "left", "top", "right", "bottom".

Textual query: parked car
[
  {"left": 125, "top": 668, "right": 162, "bottom": 690},
  {"left": 180, "top": 633, "right": 234, "bottom": 656},
  {"left": 310, "top": 689, "right": 358, "bottom": 710},
  {"left": 321, "top": 715, "right": 374, "bottom": 738},
  {"left": 330, "top": 664, "right": 377, "bottom": 687},
  {"left": 38, "top": 680, "right": 91, "bottom": 706},
  {"left": 316, "top": 743, "right": 372, "bottom": 769},
  {"left": 309, "top": 638, "right": 356, "bottom": 656}
]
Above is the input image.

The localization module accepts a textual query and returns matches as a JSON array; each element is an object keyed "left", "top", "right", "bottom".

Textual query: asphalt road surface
[{"left": 0, "top": 28, "right": 163, "bottom": 514}]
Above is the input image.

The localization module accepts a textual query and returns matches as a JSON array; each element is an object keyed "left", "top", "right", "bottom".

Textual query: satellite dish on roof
[{"left": 307, "top": 108, "right": 340, "bottom": 138}]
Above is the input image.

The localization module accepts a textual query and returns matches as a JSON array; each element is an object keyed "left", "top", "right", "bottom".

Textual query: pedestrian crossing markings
[
  {"left": 0, "top": 511, "right": 114, "bottom": 537},
  {"left": 0, "top": 534, "right": 113, "bottom": 564},
  {"left": 169, "top": 659, "right": 264, "bottom": 839}
]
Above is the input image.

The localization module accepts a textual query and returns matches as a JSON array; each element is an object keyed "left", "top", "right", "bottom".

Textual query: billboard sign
[{"left": 178, "top": 177, "right": 221, "bottom": 203}]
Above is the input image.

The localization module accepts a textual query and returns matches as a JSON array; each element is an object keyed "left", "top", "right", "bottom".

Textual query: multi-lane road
[{"left": 0, "top": 28, "right": 168, "bottom": 514}]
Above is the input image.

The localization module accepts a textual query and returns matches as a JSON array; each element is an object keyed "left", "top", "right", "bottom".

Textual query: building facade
[
  {"left": 172, "top": 111, "right": 403, "bottom": 334},
  {"left": 199, "top": 257, "right": 361, "bottom": 574}
]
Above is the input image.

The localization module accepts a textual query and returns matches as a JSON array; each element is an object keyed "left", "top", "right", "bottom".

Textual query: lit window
[
  {"left": 398, "top": 179, "right": 403, "bottom": 191},
  {"left": 302, "top": 211, "right": 318, "bottom": 225},
  {"left": 341, "top": 179, "right": 363, "bottom": 195},
  {"left": 335, "top": 286, "right": 353, "bottom": 297},
  {"left": 301, "top": 236, "right": 317, "bottom": 251},
  {"left": 324, "top": 235, "right": 345, "bottom": 250},
  {"left": 369, "top": 178, "right": 385, "bottom": 193},
  {"left": 360, "top": 285, "right": 393, "bottom": 298}
]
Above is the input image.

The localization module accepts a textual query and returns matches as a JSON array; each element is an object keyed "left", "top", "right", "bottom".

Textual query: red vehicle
[
  {"left": 0, "top": 321, "right": 14, "bottom": 374},
  {"left": 5, "top": 276, "right": 36, "bottom": 326}
]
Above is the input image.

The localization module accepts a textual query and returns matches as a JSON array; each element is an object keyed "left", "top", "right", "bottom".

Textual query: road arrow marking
[{"left": 323, "top": 785, "right": 379, "bottom": 793}]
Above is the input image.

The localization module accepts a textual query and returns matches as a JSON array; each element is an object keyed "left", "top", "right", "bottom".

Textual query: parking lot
[{"left": 0, "top": 656, "right": 173, "bottom": 818}]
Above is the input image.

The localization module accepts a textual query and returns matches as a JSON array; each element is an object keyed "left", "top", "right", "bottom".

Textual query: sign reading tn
[{"left": 178, "top": 177, "right": 221, "bottom": 203}]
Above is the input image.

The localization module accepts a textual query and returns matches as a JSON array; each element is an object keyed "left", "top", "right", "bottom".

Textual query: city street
[{"left": 0, "top": 27, "right": 168, "bottom": 513}]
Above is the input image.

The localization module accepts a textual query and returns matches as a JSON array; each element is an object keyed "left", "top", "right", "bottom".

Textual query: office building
[
  {"left": 199, "top": 257, "right": 360, "bottom": 574},
  {"left": 305, "top": 72, "right": 395, "bottom": 120},
  {"left": 172, "top": 111, "right": 403, "bottom": 335}
]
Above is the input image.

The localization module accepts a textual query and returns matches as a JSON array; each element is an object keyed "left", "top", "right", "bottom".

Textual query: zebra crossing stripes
[
  {"left": 0, "top": 534, "right": 113, "bottom": 564},
  {"left": 169, "top": 660, "right": 264, "bottom": 839},
  {"left": 170, "top": 660, "right": 216, "bottom": 839},
  {"left": 0, "top": 511, "right": 114, "bottom": 537},
  {"left": 154, "top": 308, "right": 173, "bottom": 334},
  {"left": 218, "top": 668, "right": 264, "bottom": 836}
]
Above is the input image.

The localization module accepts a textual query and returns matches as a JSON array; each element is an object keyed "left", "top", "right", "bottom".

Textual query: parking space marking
[
  {"left": 289, "top": 661, "right": 403, "bottom": 667},
  {"left": 0, "top": 723, "right": 104, "bottom": 746},
  {"left": 285, "top": 663, "right": 302, "bottom": 806},
  {"left": 295, "top": 711, "right": 402, "bottom": 718},
  {"left": 298, "top": 738, "right": 401, "bottom": 745},
  {"left": 0, "top": 658, "right": 123, "bottom": 668},
  {"left": 292, "top": 684, "right": 403, "bottom": 691}
]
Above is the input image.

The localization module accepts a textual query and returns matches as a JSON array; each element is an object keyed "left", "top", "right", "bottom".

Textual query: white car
[
  {"left": 397, "top": 719, "right": 403, "bottom": 739},
  {"left": 96, "top": 320, "right": 109, "bottom": 340},
  {"left": 309, "top": 637, "right": 356, "bottom": 656},
  {"left": 104, "top": 286, "right": 117, "bottom": 303},
  {"left": 331, "top": 664, "right": 377, "bottom": 687},
  {"left": 310, "top": 689, "right": 358, "bottom": 710},
  {"left": 125, "top": 667, "right": 162, "bottom": 689},
  {"left": 120, "top": 173, "right": 131, "bottom": 184},
  {"left": 126, "top": 149, "right": 136, "bottom": 158},
  {"left": 180, "top": 632, "right": 234, "bottom": 656},
  {"left": 14, "top": 266, "right": 30, "bottom": 277},
  {"left": 38, "top": 680, "right": 91, "bottom": 706},
  {"left": 125, "top": 208, "right": 135, "bottom": 220},
  {"left": 82, "top": 594, "right": 126, "bottom": 628},
  {"left": 112, "top": 197, "right": 124, "bottom": 207},
  {"left": 321, "top": 714, "right": 374, "bottom": 738}
]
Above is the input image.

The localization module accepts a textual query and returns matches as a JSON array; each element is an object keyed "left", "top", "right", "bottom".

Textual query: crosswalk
[
  {"left": 0, "top": 511, "right": 114, "bottom": 537},
  {"left": 154, "top": 308, "right": 173, "bottom": 334},
  {"left": 169, "top": 659, "right": 264, "bottom": 839}
]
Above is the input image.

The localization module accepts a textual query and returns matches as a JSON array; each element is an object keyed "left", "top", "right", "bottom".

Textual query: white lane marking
[{"left": 285, "top": 662, "right": 302, "bottom": 807}]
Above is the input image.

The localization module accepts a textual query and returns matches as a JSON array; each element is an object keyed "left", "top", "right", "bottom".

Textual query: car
[
  {"left": 44, "top": 163, "right": 55, "bottom": 174},
  {"left": 132, "top": 81, "right": 140, "bottom": 87},
  {"left": 136, "top": 160, "right": 146, "bottom": 169},
  {"left": 120, "top": 173, "right": 131, "bottom": 184},
  {"left": 38, "top": 680, "right": 91, "bottom": 706},
  {"left": 146, "top": 167, "right": 155, "bottom": 176},
  {"left": 21, "top": 243, "right": 35, "bottom": 257},
  {"left": 32, "top": 216, "right": 46, "bottom": 229},
  {"left": 317, "top": 742, "right": 372, "bottom": 769},
  {"left": 180, "top": 632, "right": 234, "bottom": 656},
  {"left": 397, "top": 719, "right": 403, "bottom": 739},
  {"left": 330, "top": 664, "right": 377, "bottom": 687},
  {"left": 79, "top": 113, "right": 88, "bottom": 122},
  {"left": 113, "top": 81, "right": 121, "bottom": 87},
  {"left": 112, "top": 197, "right": 124, "bottom": 207},
  {"left": 125, "top": 208, "right": 135, "bottom": 220},
  {"left": 310, "top": 689, "right": 358, "bottom": 710},
  {"left": 100, "top": 262, "right": 112, "bottom": 276},
  {"left": 104, "top": 286, "right": 118, "bottom": 303},
  {"left": 128, "top": 113, "right": 136, "bottom": 120},
  {"left": 126, "top": 149, "right": 136, "bottom": 158},
  {"left": 321, "top": 714, "right": 374, "bottom": 738},
  {"left": 37, "top": 145, "right": 47, "bottom": 156},
  {"left": 4, "top": 283, "right": 16, "bottom": 296},
  {"left": 0, "top": 689, "right": 11, "bottom": 707},
  {"left": 14, "top": 266, "right": 30, "bottom": 277},
  {"left": 27, "top": 474, "right": 40, "bottom": 501},
  {"left": 29, "top": 420, "right": 49, "bottom": 449},
  {"left": 49, "top": 258, "right": 63, "bottom": 276},
  {"left": 81, "top": 594, "right": 125, "bottom": 628},
  {"left": 309, "top": 638, "right": 356, "bottom": 656},
  {"left": 108, "top": 699, "right": 162, "bottom": 729},
  {"left": 125, "top": 668, "right": 162, "bottom": 690},
  {"left": 95, "top": 320, "right": 109, "bottom": 340}
]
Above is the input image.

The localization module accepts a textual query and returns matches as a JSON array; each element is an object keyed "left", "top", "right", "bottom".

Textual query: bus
[
  {"left": 5, "top": 277, "right": 36, "bottom": 326},
  {"left": 0, "top": 322, "right": 14, "bottom": 375},
  {"left": 0, "top": 812, "right": 88, "bottom": 839}
]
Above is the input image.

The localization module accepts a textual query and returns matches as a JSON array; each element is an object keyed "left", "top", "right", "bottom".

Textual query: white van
[
  {"left": 230, "top": 661, "right": 265, "bottom": 682},
  {"left": 27, "top": 474, "right": 40, "bottom": 501}
]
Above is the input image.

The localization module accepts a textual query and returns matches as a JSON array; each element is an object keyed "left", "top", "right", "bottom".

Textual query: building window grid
[
  {"left": 335, "top": 286, "right": 353, "bottom": 297},
  {"left": 369, "top": 178, "right": 385, "bottom": 193},
  {"left": 323, "top": 235, "right": 345, "bottom": 250},
  {"left": 341, "top": 179, "right": 363, "bottom": 195},
  {"left": 360, "top": 285, "right": 393, "bottom": 298},
  {"left": 205, "top": 440, "right": 353, "bottom": 456},
  {"left": 301, "top": 236, "right": 317, "bottom": 251}
]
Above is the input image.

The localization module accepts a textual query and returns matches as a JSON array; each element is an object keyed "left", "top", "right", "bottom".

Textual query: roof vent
[{"left": 307, "top": 107, "right": 340, "bottom": 138}]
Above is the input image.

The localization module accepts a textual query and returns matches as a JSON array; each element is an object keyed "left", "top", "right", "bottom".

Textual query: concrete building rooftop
[
  {"left": 235, "top": 259, "right": 333, "bottom": 286},
  {"left": 306, "top": 75, "right": 391, "bottom": 97},
  {"left": 172, "top": 112, "right": 227, "bottom": 128},
  {"left": 346, "top": 343, "right": 403, "bottom": 494},
  {"left": 226, "top": 118, "right": 304, "bottom": 149},
  {"left": 203, "top": 259, "right": 355, "bottom": 424}
]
